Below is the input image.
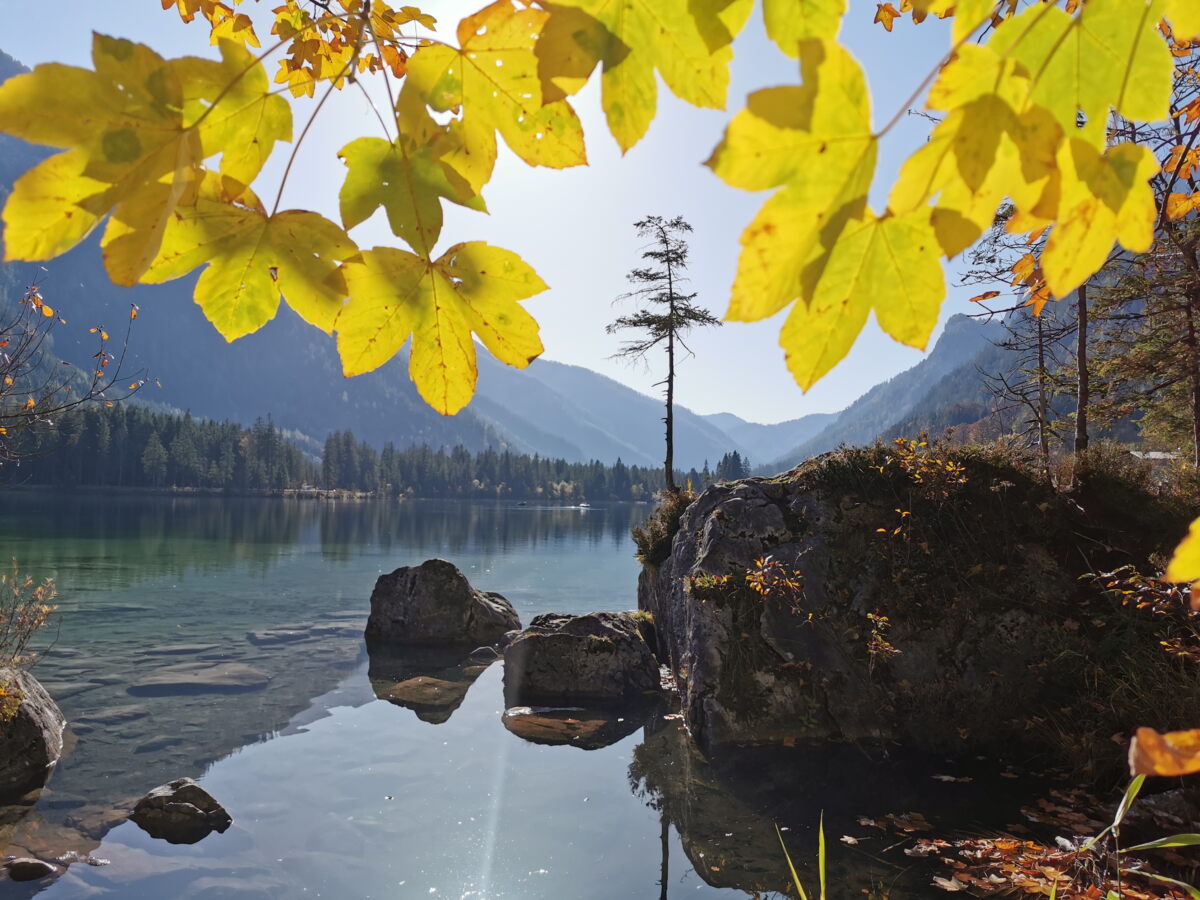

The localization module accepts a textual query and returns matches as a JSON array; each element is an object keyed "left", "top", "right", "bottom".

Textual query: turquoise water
[{"left": 0, "top": 492, "right": 1050, "bottom": 899}]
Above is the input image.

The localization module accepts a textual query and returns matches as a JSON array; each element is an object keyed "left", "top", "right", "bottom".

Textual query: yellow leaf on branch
[
  {"left": 782, "top": 209, "right": 944, "bottom": 389},
  {"left": 405, "top": 0, "right": 586, "bottom": 187},
  {"left": 542, "top": 0, "right": 750, "bottom": 152},
  {"left": 762, "top": 0, "right": 847, "bottom": 52},
  {"left": 0, "top": 35, "right": 205, "bottom": 281},
  {"left": 140, "top": 174, "right": 356, "bottom": 339},
  {"left": 707, "top": 40, "right": 877, "bottom": 324},
  {"left": 987, "top": 0, "right": 1173, "bottom": 134},
  {"left": 337, "top": 242, "right": 546, "bottom": 414},
  {"left": 1041, "top": 140, "right": 1159, "bottom": 297},
  {"left": 338, "top": 88, "right": 485, "bottom": 257}
]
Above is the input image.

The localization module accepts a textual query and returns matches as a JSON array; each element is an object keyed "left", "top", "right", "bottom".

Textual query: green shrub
[{"left": 633, "top": 489, "right": 695, "bottom": 566}]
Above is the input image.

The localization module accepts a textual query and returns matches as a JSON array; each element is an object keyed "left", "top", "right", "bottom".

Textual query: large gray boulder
[
  {"left": 638, "top": 446, "right": 1196, "bottom": 761},
  {"left": 0, "top": 668, "right": 64, "bottom": 800},
  {"left": 503, "top": 612, "right": 659, "bottom": 706},
  {"left": 365, "top": 559, "right": 520, "bottom": 646},
  {"left": 130, "top": 778, "right": 231, "bottom": 844}
]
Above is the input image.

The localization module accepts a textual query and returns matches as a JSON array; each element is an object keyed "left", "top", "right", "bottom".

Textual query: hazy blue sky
[{"left": 7, "top": 1, "right": 977, "bottom": 424}]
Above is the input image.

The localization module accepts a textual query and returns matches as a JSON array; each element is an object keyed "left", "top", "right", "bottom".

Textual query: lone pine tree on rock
[{"left": 607, "top": 216, "right": 720, "bottom": 492}]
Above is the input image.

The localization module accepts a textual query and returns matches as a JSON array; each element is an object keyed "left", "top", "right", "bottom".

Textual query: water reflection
[{"left": 366, "top": 642, "right": 493, "bottom": 724}]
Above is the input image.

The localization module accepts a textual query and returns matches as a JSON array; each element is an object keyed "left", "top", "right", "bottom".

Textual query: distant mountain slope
[
  {"left": 703, "top": 411, "right": 839, "bottom": 466},
  {"left": 471, "top": 356, "right": 749, "bottom": 469},
  {"left": 769, "top": 315, "right": 1007, "bottom": 470}
]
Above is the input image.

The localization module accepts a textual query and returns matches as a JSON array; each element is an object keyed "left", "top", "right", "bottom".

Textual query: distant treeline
[
  {"left": 5, "top": 406, "right": 755, "bottom": 500},
  {"left": 9, "top": 405, "right": 317, "bottom": 491}
]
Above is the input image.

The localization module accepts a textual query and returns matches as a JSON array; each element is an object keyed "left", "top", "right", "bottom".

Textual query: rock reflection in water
[
  {"left": 366, "top": 642, "right": 493, "bottom": 724},
  {"left": 501, "top": 705, "right": 648, "bottom": 750}
]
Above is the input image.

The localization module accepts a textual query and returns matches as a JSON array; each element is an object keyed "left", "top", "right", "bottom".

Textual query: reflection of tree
[{"left": 629, "top": 720, "right": 791, "bottom": 895}]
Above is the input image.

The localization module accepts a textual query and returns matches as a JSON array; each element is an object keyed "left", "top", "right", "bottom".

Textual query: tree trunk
[
  {"left": 1185, "top": 297, "right": 1200, "bottom": 469},
  {"left": 1036, "top": 316, "right": 1051, "bottom": 479},
  {"left": 1074, "top": 282, "right": 1090, "bottom": 456},
  {"left": 665, "top": 262, "right": 676, "bottom": 492},
  {"left": 1073, "top": 283, "right": 1090, "bottom": 490}
]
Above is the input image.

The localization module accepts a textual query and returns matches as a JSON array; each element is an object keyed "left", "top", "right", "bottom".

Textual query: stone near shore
[
  {"left": 128, "top": 662, "right": 270, "bottom": 696},
  {"left": 0, "top": 669, "right": 65, "bottom": 801},
  {"left": 130, "top": 778, "right": 232, "bottom": 844},
  {"left": 503, "top": 612, "right": 659, "bottom": 706},
  {"left": 365, "top": 559, "right": 520, "bottom": 646}
]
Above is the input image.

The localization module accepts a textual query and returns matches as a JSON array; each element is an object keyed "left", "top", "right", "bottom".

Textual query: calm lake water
[{"left": 0, "top": 493, "right": 1052, "bottom": 898}]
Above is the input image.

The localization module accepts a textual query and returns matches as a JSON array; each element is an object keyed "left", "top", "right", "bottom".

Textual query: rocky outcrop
[
  {"left": 365, "top": 559, "right": 520, "bottom": 646},
  {"left": 129, "top": 778, "right": 231, "bottom": 844},
  {"left": 0, "top": 668, "right": 65, "bottom": 800},
  {"left": 639, "top": 447, "right": 1196, "bottom": 759},
  {"left": 503, "top": 612, "right": 659, "bottom": 706}
]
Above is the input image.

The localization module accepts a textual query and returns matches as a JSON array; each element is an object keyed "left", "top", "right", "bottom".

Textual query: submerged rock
[
  {"left": 0, "top": 669, "right": 65, "bottom": 800},
  {"left": 130, "top": 778, "right": 231, "bottom": 844},
  {"left": 4, "top": 857, "right": 58, "bottom": 881},
  {"left": 501, "top": 706, "right": 644, "bottom": 750},
  {"left": 503, "top": 612, "right": 659, "bottom": 706},
  {"left": 128, "top": 662, "right": 270, "bottom": 696},
  {"left": 365, "top": 559, "right": 520, "bottom": 646}
]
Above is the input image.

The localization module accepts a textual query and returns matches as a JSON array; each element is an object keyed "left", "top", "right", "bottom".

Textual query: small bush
[
  {"left": 633, "top": 489, "right": 695, "bottom": 566},
  {"left": 0, "top": 562, "right": 57, "bottom": 721}
]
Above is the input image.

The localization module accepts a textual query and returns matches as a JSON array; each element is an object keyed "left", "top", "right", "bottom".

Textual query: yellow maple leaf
[
  {"left": 781, "top": 208, "right": 945, "bottom": 389},
  {"left": 762, "top": 0, "right": 847, "bottom": 52},
  {"left": 406, "top": 0, "right": 586, "bottom": 189},
  {"left": 1165, "top": 0, "right": 1200, "bottom": 39},
  {"left": 338, "top": 87, "right": 485, "bottom": 256},
  {"left": 140, "top": 174, "right": 356, "bottom": 339},
  {"left": 175, "top": 40, "right": 292, "bottom": 186},
  {"left": 1041, "top": 140, "right": 1159, "bottom": 297},
  {"left": 0, "top": 35, "right": 206, "bottom": 281},
  {"left": 987, "top": 0, "right": 1174, "bottom": 134},
  {"left": 337, "top": 242, "right": 546, "bottom": 414},
  {"left": 542, "top": 0, "right": 749, "bottom": 152},
  {"left": 707, "top": 40, "right": 877, "bottom": 322}
]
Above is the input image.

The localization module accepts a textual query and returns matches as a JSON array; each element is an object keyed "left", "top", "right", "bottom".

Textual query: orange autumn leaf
[
  {"left": 1167, "top": 192, "right": 1200, "bottom": 220},
  {"left": 1129, "top": 726, "right": 1200, "bottom": 777},
  {"left": 875, "top": 2, "right": 901, "bottom": 31},
  {"left": 969, "top": 290, "right": 1000, "bottom": 303},
  {"left": 23, "top": 397, "right": 35, "bottom": 409}
]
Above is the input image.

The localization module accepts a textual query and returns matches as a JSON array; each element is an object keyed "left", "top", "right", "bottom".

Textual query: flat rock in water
[
  {"left": 5, "top": 857, "right": 58, "bottom": 882},
  {"left": 128, "top": 663, "right": 269, "bottom": 696},
  {"left": 245, "top": 628, "right": 310, "bottom": 646},
  {"left": 142, "top": 644, "right": 220, "bottom": 656},
  {"left": 74, "top": 705, "right": 149, "bottom": 726}
]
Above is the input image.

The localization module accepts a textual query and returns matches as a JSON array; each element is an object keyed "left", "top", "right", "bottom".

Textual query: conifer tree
[{"left": 608, "top": 216, "right": 720, "bottom": 492}]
